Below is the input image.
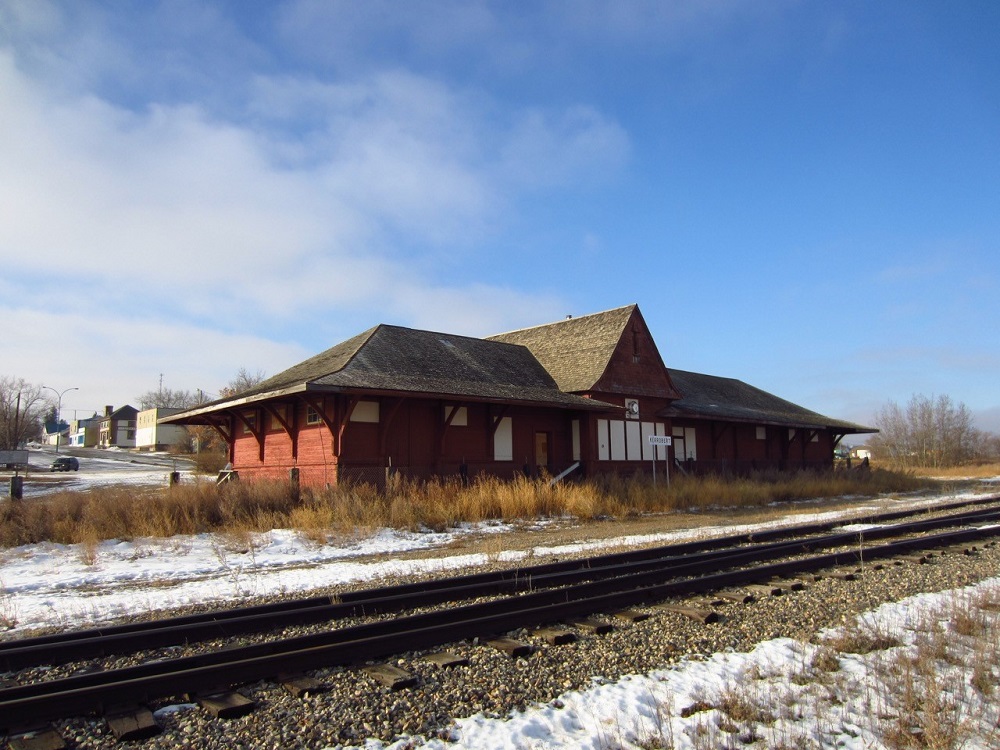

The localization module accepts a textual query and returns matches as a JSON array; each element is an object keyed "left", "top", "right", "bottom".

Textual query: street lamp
[{"left": 41, "top": 385, "right": 79, "bottom": 454}]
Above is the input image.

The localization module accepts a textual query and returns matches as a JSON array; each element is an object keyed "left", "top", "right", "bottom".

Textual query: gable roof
[
  {"left": 102, "top": 405, "right": 137, "bottom": 421},
  {"left": 487, "top": 304, "right": 639, "bottom": 393},
  {"left": 166, "top": 325, "right": 614, "bottom": 422},
  {"left": 661, "top": 369, "right": 875, "bottom": 434}
]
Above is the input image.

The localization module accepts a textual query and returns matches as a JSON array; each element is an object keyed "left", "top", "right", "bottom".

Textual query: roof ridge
[{"left": 488, "top": 303, "right": 637, "bottom": 338}]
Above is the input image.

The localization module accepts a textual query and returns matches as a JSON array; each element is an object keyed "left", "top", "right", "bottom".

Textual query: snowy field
[
  {"left": 5, "top": 445, "right": 195, "bottom": 498},
  {"left": 3, "top": 451, "right": 1000, "bottom": 749}
]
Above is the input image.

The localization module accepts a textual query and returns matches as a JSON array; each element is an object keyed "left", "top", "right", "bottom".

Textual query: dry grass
[
  {"left": 0, "top": 467, "right": 933, "bottom": 547},
  {"left": 902, "top": 462, "right": 1000, "bottom": 479},
  {"left": 647, "top": 583, "right": 1000, "bottom": 749}
]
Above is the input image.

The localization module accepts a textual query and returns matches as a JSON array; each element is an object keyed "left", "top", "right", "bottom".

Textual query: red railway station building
[{"left": 162, "top": 305, "right": 874, "bottom": 487}]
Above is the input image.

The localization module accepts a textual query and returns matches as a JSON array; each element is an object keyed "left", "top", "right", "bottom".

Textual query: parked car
[{"left": 50, "top": 456, "right": 80, "bottom": 472}]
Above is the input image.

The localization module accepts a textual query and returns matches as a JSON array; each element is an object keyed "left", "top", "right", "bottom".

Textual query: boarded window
[
  {"left": 270, "top": 406, "right": 285, "bottom": 430},
  {"left": 756, "top": 426, "right": 766, "bottom": 440},
  {"left": 610, "top": 421, "right": 626, "bottom": 461},
  {"left": 494, "top": 417, "right": 513, "bottom": 461},
  {"left": 626, "top": 420, "right": 642, "bottom": 461},
  {"left": 445, "top": 406, "right": 468, "bottom": 426},
  {"left": 641, "top": 422, "right": 667, "bottom": 460},
  {"left": 597, "top": 419, "right": 610, "bottom": 461},
  {"left": 684, "top": 427, "right": 697, "bottom": 460},
  {"left": 350, "top": 401, "right": 380, "bottom": 423},
  {"left": 571, "top": 420, "right": 581, "bottom": 462}
]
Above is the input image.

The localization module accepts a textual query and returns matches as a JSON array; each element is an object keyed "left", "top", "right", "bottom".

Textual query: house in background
[
  {"left": 851, "top": 446, "right": 873, "bottom": 461},
  {"left": 135, "top": 408, "right": 189, "bottom": 451},
  {"left": 99, "top": 405, "right": 138, "bottom": 448},
  {"left": 162, "top": 304, "right": 875, "bottom": 488},
  {"left": 42, "top": 420, "right": 70, "bottom": 448},
  {"left": 69, "top": 414, "right": 102, "bottom": 447}
]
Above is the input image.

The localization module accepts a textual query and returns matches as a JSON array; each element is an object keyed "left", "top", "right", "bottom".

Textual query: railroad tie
[
  {"left": 421, "top": 651, "right": 470, "bottom": 668},
  {"left": 567, "top": 618, "right": 614, "bottom": 635},
  {"left": 772, "top": 579, "right": 807, "bottom": 592},
  {"left": 279, "top": 675, "right": 328, "bottom": 698},
  {"left": 487, "top": 637, "right": 533, "bottom": 658},
  {"left": 746, "top": 584, "right": 784, "bottom": 597},
  {"left": 192, "top": 691, "right": 256, "bottom": 719},
  {"left": 364, "top": 664, "right": 418, "bottom": 690},
  {"left": 819, "top": 571, "right": 857, "bottom": 581},
  {"left": 532, "top": 627, "right": 578, "bottom": 646},
  {"left": 6, "top": 728, "right": 66, "bottom": 750},
  {"left": 612, "top": 609, "right": 650, "bottom": 623},
  {"left": 714, "top": 591, "right": 756, "bottom": 605},
  {"left": 897, "top": 554, "right": 929, "bottom": 564},
  {"left": 105, "top": 707, "right": 160, "bottom": 742},
  {"left": 654, "top": 605, "right": 721, "bottom": 625}
]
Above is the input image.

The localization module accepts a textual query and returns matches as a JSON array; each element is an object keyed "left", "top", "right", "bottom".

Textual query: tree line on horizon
[{"left": 869, "top": 393, "right": 1000, "bottom": 468}]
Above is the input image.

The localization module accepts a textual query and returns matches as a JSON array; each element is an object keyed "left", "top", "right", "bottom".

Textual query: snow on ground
[
  {"left": 371, "top": 578, "right": 1000, "bottom": 750},
  {"left": 4, "top": 453, "right": 1000, "bottom": 749},
  {"left": 10, "top": 445, "right": 196, "bottom": 498}
]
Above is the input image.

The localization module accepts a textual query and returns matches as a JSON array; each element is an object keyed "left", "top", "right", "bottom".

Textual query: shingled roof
[
  {"left": 487, "top": 305, "right": 639, "bottom": 393},
  {"left": 660, "top": 369, "right": 875, "bottom": 434},
  {"left": 165, "top": 324, "right": 614, "bottom": 421}
]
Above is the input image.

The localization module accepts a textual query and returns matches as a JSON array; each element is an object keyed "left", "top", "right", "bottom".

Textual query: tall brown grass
[
  {"left": 903, "top": 462, "right": 1000, "bottom": 479},
  {"left": 0, "top": 467, "right": 931, "bottom": 547}
]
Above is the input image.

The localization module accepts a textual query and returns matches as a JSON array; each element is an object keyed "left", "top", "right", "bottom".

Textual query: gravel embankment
[{"left": 38, "top": 536, "right": 1000, "bottom": 750}]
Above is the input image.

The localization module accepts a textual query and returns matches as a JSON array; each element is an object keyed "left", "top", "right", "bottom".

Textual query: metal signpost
[{"left": 648, "top": 435, "right": 672, "bottom": 487}]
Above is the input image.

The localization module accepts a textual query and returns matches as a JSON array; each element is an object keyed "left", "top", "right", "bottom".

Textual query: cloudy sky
[{"left": 2, "top": 0, "right": 998, "bottom": 431}]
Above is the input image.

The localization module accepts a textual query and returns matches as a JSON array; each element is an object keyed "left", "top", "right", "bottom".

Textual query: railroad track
[
  {"left": 3, "top": 493, "right": 999, "bottom": 671},
  {"left": 2, "top": 496, "right": 1000, "bottom": 741}
]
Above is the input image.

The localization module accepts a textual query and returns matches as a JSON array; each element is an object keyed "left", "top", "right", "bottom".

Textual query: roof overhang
[
  {"left": 658, "top": 406, "right": 877, "bottom": 434},
  {"left": 160, "top": 384, "right": 620, "bottom": 425}
]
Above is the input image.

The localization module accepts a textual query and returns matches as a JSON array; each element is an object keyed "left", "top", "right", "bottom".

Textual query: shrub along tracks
[{"left": 2, "top": 495, "right": 1000, "bottom": 744}]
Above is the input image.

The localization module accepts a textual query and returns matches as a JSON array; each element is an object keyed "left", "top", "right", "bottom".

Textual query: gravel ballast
[{"left": 31, "top": 533, "right": 1000, "bottom": 750}]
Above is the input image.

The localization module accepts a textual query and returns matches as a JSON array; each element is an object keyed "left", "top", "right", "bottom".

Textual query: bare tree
[
  {"left": 219, "top": 367, "right": 267, "bottom": 399},
  {"left": 0, "top": 377, "right": 48, "bottom": 450},
  {"left": 186, "top": 368, "right": 267, "bottom": 457},
  {"left": 135, "top": 386, "right": 202, "bottom": 410},
  {"left": 871, "top": 393, "right": 982, "bottom": 468}
]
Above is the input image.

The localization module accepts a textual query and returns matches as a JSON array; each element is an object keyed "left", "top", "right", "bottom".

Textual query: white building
[{"left": 135, "top": 408, "right": 189, "bottom": 451}]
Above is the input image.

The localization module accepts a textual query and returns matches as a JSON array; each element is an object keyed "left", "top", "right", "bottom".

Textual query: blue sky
[{"left": 2, "top": 0, "right": 998, "bottom": 433}]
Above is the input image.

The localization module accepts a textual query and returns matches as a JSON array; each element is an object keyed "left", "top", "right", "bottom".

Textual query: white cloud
[
  {"left": 2, "top": 306, "right": 308, "bottom": 414},
  {"left": 0, "top": 4, "right": 637, "bottom": 398}
]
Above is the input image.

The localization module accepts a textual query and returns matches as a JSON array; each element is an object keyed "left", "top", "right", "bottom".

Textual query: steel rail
[
  {"left": 0, "top": 522, "right": 998, "bottom": 730},
  {"left": 2, "top": 500, "right": 1000, "bottom": 672},
  {"left": 5, "top": 494, "right": 993, "bottom": 653},
  {"left": 3, "top": 494, "right": 994, "bottom": 657}
]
